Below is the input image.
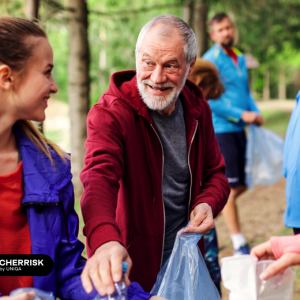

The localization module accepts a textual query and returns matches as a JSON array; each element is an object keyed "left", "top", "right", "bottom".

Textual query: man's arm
[
  {"left": 184, "top": 102, "right": 230, "bottom": 234},
  {"left": 80, "top": 102, "right": 132, "bottom": 296}
]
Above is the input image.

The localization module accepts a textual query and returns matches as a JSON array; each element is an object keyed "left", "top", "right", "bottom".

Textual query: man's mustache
[{"left": 142, "top": 79, "right": 176, "bottom": 89}]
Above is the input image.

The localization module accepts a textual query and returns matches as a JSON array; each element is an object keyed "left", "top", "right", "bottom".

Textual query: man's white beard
[{"left": 137, "top": 70, "right": 189, "bottom": 111}]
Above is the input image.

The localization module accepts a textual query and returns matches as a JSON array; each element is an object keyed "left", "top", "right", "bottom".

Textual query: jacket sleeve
[
  {"left": 80, "top": 102, "right": 125, "bottom": 255},
  {"left": 270, "top": 235, "right": 300, "bottom": 259},
  {"left": 191, "top": 102, "right": 230, "bottom": 217},
  {"left": 128, "top": 282, "right": 153, "bottom": 300},
  {"left": 208, "top": 97, "right": 244, "bottom": 122},
  {"left": 56, "top": 180, "right": 97, "bottom": 300}
]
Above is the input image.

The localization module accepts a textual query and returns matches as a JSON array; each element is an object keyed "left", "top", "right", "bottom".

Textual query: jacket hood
[
  {"left": 14, "top": 125, "right": 72, "bottom": 206},
  {"left": 102, "top": 70, "right": 204, "bottom": 122}
]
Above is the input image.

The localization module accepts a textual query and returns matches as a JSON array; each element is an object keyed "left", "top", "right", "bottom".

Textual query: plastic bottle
[{"left": 93, "top": 262, "right": 128, "bottom": 300}]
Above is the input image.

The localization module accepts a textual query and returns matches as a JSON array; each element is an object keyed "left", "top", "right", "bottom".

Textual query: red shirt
[
  {"left": 0, "top": 161, "right": 33, "bottom": 295},
  {"left": 225, "top": 47, "right": 238, "bottom": 64}
]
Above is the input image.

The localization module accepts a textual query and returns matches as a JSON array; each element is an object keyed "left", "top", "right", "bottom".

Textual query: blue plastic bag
[
  {"left": 10, "top": 288, "right": 54, "bottom": 300},
  {"left": 245, "top": 125, "right": 284, "bottom": 188},
  {"left": 151, "top": 225, "right": 221, "bottom": 300}
]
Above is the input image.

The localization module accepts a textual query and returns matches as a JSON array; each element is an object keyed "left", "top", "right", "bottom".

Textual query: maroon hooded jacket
[{"left": 80, "top": 70, "right": 230, "bottom": 292}]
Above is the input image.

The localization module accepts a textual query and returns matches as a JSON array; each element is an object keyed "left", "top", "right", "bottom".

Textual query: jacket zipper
[
  {"left": 20, "top": 202, "right": 59, "bottom": 208},
  {"left": 150, "top": 123, "right": 165, "bottom": 268},
  {"left": 187, "top": 120, "right": 198, "bottom": 219}
]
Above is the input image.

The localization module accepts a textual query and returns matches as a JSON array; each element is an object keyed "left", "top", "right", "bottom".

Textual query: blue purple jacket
[{"left": 1, "top": 126, "right": 151, "bottom": 300}]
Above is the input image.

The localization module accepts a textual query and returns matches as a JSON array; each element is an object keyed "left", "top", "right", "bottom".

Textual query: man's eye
[
  {"left": 145, "top": 61, "right": 151, "bottom": 65},
  {"left": 167, "top": 65, "right": 174, "bottom": 68},
  {"left": 46, "top": 70, "right": 52, "bottom": 75}
]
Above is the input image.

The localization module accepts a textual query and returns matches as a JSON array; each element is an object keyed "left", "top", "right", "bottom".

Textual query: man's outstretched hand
[
  {"left": 81, "top": 241, "right": 132, "bottom": 296},
  {"left": 183, "top": 203, "right": 214, "bottom": 235}
]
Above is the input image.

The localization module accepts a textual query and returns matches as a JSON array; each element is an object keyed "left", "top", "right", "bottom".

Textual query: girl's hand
[{"left": 251, "top": 241, "right": 300, "bottom": 280}]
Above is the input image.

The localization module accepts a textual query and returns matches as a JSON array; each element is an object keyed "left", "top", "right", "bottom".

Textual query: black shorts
[{"left": 215, "top": 131, "right": 246, "bottom": 188}]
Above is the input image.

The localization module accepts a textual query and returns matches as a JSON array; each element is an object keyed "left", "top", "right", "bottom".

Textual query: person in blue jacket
[
  {"left": 203, "top": 13, "right": 264, "bottom": 255},
  {"left": 0, "top": 16, "right": 161, "bottom": 300},
  {"left": 283, "top": 90, "right": 300, "bottom": 235}
]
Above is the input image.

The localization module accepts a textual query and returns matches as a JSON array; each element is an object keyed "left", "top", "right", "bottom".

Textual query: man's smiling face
[{"left": 136, "top": 26, "right": 192, "bottom": 113}]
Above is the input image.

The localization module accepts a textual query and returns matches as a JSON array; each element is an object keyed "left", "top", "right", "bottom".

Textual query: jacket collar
[
  {"left": 214, "top": 44, "right": 243, "bottom": 57},
  {"left": 104, "top": 70, "right": 204, "bottom": 122},
  {"left": 13, "top": 125, "right": 72, "bottom": 206}
]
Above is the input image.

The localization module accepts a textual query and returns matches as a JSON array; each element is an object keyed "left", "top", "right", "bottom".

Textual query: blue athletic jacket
[
  {"left": 203, "top": 44, "right": 260, "bottom": 133},
  {"left": 283, "top": 91, "right": 300, "bottom": 228},
  {"left": 0, "top": 126, "right": 151, "bottom": 300}
]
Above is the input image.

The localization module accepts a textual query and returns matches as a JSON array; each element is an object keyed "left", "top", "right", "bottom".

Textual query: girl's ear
[{"left": 0, "top": 65, "right": 13, "bottom": 90}]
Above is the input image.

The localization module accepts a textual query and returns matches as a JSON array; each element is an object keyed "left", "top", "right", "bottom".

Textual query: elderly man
[
  {"left": 203, "top": 13, "right": 264, "bottom": 255},
  {"left": 80, "top": 14, "right": 230, "bottom": 296}
]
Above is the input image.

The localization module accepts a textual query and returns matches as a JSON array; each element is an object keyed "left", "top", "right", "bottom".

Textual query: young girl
[
  {"left": 188, "top": 58, "right": 224, "bottom": 296},
  {"left": 0, "top": 16, "right": 162, "bottom": 300}
]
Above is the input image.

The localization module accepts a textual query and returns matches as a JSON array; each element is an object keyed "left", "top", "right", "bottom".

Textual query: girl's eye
[{"left": 46, "top": 69, "right": 52, "bottom": 75}]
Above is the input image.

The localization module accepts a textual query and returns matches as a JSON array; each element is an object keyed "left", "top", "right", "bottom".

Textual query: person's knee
[{"left": 230, "top": 185, "right": 247, "bottom": 199}]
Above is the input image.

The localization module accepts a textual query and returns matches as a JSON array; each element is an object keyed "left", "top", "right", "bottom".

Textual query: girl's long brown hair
[
  {"left": 0, "top": 16, "right": 68, "bottom": 163},
  {"left": 188, "top": 58, "right": 224, "bottom": 100}
]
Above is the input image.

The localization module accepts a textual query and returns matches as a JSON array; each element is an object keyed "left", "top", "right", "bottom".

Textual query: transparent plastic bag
[
  {"left": 151, "top": 225, "right": 221, "bottom": 300},
  {"left": 10, "top": 288, "right": 54, "bottom": 300},
  {"left": 245, "top": 125, "right": 284, "bottom": 188},
  {"left": 221, "top": 255, "right": 295, "bottom": 300}
]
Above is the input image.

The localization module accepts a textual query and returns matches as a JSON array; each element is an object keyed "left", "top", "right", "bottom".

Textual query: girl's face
[{"left": 12, "top": 37, "right": 58, "bottom": 122}]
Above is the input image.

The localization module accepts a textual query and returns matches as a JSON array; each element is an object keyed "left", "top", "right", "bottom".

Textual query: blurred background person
[
  {"left": 283, "top": 90, "right": 300, "bottom": 235},
  {"left": 188, "top": 57, "right": 225, "bottom": 295},
  {"left": 203, "top": 12, "right": 264, "bottom": 255}
]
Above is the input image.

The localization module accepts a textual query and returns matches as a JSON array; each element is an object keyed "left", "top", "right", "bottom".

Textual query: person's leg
[
  {"left": 216, "top": 131, "right": 249, "bottom": 253},
  {"left": 293, "top": 228, "right": 300, "bottom": 235},
  {"left": 204, "top": 227, "right": 222, "bottom": 296},
  {"left": 222, "top": 185, "right": 247, "bottom": 234}
]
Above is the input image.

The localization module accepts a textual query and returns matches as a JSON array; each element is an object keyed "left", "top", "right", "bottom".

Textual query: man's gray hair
[{"left": 135, "top": 14, "right": 197, "bottom": 64}]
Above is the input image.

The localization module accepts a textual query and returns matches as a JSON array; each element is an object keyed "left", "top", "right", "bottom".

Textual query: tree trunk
[
  {"left": 27, "top": 0, "right": 43, "bottom": 133},
  {"left": 193, "top": 0, "right": 208, "bottom": 57},
  {"left": 26, "top": 0, "right": 39, "bottom": 21},
  {"left": 183, "top": 0, "right": 208, "bottom": 57},
  {"left": 263, "top": 71, "right": 270, "bottom": 101},
  {"left": 279, "top": 67, "right": 286, "bottom": 100},
  {"left": 183, "top": 0, "right": 194, "bottom": 27},
  {"left": 67, "top": 0, "right": 90, "bottom": 200}
]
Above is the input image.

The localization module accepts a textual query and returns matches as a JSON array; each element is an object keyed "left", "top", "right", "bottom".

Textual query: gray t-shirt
[{"left": 150, "top": 98, "right": 190, "bottom": 266}]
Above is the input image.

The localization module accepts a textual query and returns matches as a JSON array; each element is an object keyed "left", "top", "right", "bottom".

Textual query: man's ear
[
  {"left": 187, "top": 56, "right": 197, "bottom": 77},
  {"left": 0, "top": 65, "right": 13, "bottom": 90},
  {"left": 209, "top": 30, "right": 215, "bottom": 42}
]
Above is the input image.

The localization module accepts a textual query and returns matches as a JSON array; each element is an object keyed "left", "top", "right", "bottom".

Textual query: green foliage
[
  {"left": 87, "top": 0, "right": 183, "bottom": 105},
  {"left": 2, "top": 0, "right": 300, "bottom": 102}
]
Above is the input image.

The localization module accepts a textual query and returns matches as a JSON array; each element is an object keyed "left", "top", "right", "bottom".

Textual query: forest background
[{"left": 1, "top": 0, "right": 300, "bottom": 198}]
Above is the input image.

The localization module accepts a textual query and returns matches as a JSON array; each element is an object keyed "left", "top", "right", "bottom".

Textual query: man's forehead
[
  {"left": 142, "top": 51, "right": 179, "bottom": 61},
  {"left": 212, "top": 18, "right": 232, "bottom": 30},
  {"left": 140, "top": 31, "right": 184, "bottom": 57}
]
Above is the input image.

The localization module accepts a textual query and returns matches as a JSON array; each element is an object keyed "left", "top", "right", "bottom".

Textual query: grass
[{"left": 261, "top": 110, "right": 291, "bottom": 136}]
